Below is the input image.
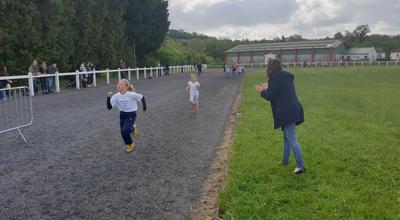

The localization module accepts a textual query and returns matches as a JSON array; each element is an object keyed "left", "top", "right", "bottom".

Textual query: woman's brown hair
[{"left": 266, "top": 59, "right": 282, "bottom": 78}]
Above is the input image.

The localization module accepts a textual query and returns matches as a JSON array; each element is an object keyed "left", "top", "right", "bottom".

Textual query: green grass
[{"left": 219, "top": 67, "right": 400, "bottom": 219}]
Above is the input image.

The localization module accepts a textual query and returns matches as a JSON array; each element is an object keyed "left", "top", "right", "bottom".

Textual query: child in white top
[
  {"left": 107, "top": 79, "right": 147, "bottom": 153},
  {"left": 186, "top": 74, "right": 200, "bottom": 113}
]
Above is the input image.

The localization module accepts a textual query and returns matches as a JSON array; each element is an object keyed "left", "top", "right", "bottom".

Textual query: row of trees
[{"left": 0, "top": 0, "right": 169, "bottom": 75}]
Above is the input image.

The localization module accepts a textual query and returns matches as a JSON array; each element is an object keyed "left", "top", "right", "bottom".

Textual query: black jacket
[{"left": 261, "top": 71, "right": 304, "bottom": 129}]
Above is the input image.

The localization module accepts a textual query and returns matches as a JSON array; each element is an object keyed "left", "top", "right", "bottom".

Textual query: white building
[
  {"left": 390, "top": 50, "right": 400, "bottom": 61},
  {"left": 377, "top": 52, "right": 386, "bottom": 59},
  {"left": 343, "top": 47, "right": 377, "bottom": 61}
]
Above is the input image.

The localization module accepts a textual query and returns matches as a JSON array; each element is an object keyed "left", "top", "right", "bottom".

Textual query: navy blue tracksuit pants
[{"left": 119, "top": 111, "right": 136, "bottom": 145}]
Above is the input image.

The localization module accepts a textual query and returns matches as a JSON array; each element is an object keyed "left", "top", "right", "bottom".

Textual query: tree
[
  {"left": 287, "top": 35, "right": 305, "bottom": 42},
  {"left": 353, "top": 24, "right": 370, "bottom": 42},
  {"left": 334, "top": 32, "right": 344, "bottom": 40},
  {"left": 124, "top": 0, "right": 170, "bottom": 66}
]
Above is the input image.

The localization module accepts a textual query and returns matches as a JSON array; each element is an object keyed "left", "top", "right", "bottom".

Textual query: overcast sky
[{"left": 168, "top": 0, "right": 400, "bottom": 40}]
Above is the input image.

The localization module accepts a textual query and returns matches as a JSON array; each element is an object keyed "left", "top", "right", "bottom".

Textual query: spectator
[
  {"left": 165, "top": 63, "right": 170, "bottom": 75},
  {"left": 196, "top": 63, "right": 203, "bottom": 76},
  {"left": 29, "top": 59, "right": 40, "bottom": 93},
  {"left": 231, "top": 63, "right": 237, "bottom": 76},
  {"left": 47, "top": 63, "right": 58, "bottom": 93},
  {"left": 117, "top": 59, "right": 127, "bottom": 79},
  {"left": 223, "top": 64, "right": 227, "bottom": 73},
  {"left": 39, "top": 62, "right": 50, "bottom": 94},
  {"left": 0, "top": 67, "right": 7, "bottom": 100},
  {"left": 180, "top": 63, "right": 184, "bottom": 73},
  {"left": 85, "top": 62, "right": 93, "bottom": 86},
  {"left": 79, "top": 63, "right": 88, "bottom": 88},
  {"left": 255, "top": 59, "right": 306, "bottom": 174}
]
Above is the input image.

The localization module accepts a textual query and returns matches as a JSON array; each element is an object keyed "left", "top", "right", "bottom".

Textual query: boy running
[{"left": 107, "top": 79, "right": 147, "bottom": 153}]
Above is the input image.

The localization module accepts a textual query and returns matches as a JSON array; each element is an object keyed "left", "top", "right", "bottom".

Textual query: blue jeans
[
  {"left": 0, "top": 90, "right": 5, "bottom": 100},
  {"left": 282, "top": 123, "right": 305, "bottom": 168},
  {"left": 47, "top": 76, "right": 54, "bottom": 92},
  {"left": 119, "top": 111, "right": 137, "bottom": 145}
]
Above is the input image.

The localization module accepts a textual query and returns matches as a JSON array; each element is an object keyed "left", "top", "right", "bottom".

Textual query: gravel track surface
[{"left": 0, "top": 70, "right": 241, "bottom": 219}]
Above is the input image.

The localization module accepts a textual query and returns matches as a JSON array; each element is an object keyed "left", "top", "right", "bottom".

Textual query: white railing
[
  {"left": 238, "top": 61, "right": 400, "bottom": 69},
  {"left": 0, "top": 86, "right": 33, "bottom": 143},
  {"left": 0, "top": 64, "right": 207, "bottom": 97}
]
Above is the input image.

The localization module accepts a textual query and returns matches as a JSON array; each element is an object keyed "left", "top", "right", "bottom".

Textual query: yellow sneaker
[
  {"left": 126, "top": 143, "right": 135, "bottom": 153},
  {"left": 132, "top": 124, "right": 138, "bottom": 140}
]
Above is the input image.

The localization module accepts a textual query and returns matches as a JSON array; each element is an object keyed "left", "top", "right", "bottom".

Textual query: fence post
[
  {"left": 28, "top": 72, "right": 35, "bottom": 97},
  {"left": 93, "top": 68, "right": 97, "bottom": 87},
  {"left": 55, "top": 71, "right": 60, "bottom": 93},
  {"left": 161, "top": 67, "right": 164, "bottom": 76},
  {"left": 136, "top": 68, "right": 139, "bottom": 80},
  {"left": 361, "top": 61, "right": 364, "bottom": 66},
  {"left": 106, "top": 68, "right": 110, "bottom": 84},
  {"left": 370, "top": 60, "right": 372, "bottom": 66},
  {"left": 386, "top": 61, "right": 389, "bottom": 66},
  {"left": 75, "top": 70, "right": 80, "bottom": 89},
  {"left": 144, "top": 67, "right": 147, "bottom": 79},
  {"left": 150, "top": 67, "right": 153, "bottom": 78},
  {"left": 118, "top": 68, "right": 121, "bottom": 81},
  {"left": 128, "top": 68, "right": 131, "bottom": 81}
]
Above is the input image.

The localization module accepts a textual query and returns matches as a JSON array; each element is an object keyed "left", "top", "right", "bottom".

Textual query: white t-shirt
[
  {"left": 188, "top": 81, "right": 200, "bottom": 96},
  {"left": 110, "top": 91, "right": 143, "bottom": 112}
]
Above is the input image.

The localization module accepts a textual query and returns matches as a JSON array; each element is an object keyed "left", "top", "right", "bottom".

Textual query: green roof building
[{"left": 225, "top": 40, "right": 377, "bottom": 64}]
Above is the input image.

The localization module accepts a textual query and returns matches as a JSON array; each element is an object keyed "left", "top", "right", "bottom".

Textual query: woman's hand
[{"left": 255, "top": 83, "right": 268, "bottom": 93}]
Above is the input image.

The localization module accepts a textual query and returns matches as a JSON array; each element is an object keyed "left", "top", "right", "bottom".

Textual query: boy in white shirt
[
  {"left": 186, "top": 74, "right": 200, "bottom": 113},
  {"left": 107, "top": 79, "right": 147, "bottom": 153}
]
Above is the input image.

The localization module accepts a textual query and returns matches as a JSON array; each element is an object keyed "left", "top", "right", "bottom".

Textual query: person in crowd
[
  {"left": 117, "top": 59, "right": 127, "bottom": 79},
  {"left": 165, "top": 63, "right": 170, "bottom": 75},
  {"left": 196, "top": 63, "right": 203, "bottom": 76},
  {"left": 79, "top": 63, "right": 88, "bottom": 88},
  {"left": 231, "top": 62, "right": 237, "bottom": 76},
  {"left": 29, "top": 59, "right": 40, "bottom": 94},
  {"left": 1, "top": 67, "right": 13, "bottom": 98},
  {"left": 85, "top": 62, "right": 93, "bottom": 87},
  {"left": 46, "top": 63, "right": 57, "bottom": 93},
  {"left": 0, "top": 67, "right": 8, "bottom": 100},
  {"left": 39, "top": 62, "right": 50, "bottom": 94},
  {"left": 255, "top": 59, "right": 306, "bottom": 174}
]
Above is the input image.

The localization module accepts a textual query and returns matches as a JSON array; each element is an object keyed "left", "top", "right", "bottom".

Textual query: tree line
[
  {"left": 0, "top": 0, "right": 169, "bottom": 75},
  {"left": 162, "top": 25, "right": 400, "bottom": 65}
]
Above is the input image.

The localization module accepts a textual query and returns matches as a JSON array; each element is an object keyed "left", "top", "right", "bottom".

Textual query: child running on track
[
  {"left": 107, "top": 79, "right": 147, "bottom": 153},
  {"left": 186, "top": 74, "right": 200, "bottom": 113}
]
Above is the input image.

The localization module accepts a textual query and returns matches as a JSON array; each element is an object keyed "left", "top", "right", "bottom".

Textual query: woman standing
[{"left": 255, "top": 59, "right": 306, "bottom": 174}]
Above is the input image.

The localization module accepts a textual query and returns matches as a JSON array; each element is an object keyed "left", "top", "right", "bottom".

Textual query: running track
[{"left": 0, "top": 70, "right": 242, "bottom": 219}]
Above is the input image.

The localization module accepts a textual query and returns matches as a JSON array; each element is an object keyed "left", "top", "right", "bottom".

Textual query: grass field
[{"left": 219, "top": 67, "right": 400, "bottom": 219}]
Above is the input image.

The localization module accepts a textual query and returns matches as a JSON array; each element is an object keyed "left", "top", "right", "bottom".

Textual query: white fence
[
  {"left": 0, "top": 64, "right": 205, "bottom": 97},
  {"left": 0, "top": 86, "right": 33, "bottom": 142},
  {"left": 239, "top": 60, "right": 400, "bottom": 69}
]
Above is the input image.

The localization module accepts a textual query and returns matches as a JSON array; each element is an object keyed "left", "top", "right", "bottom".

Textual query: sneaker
[
  {"left": 126, "top": 144, "right": 135, "bottom": 153},
  {"left": 132, "top": 125, "right": 138, "bottom": 139},
  {"left": 293, "top": 167, "right": 306, "bottom": 174}
]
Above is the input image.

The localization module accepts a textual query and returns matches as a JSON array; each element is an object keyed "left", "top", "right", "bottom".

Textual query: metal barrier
[{"left": 0, "top": 86, "right": 33, "bottom": 143}]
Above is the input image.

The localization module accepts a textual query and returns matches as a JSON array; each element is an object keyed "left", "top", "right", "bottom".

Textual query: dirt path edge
[{"left": 188, "top": 80, "right": 243, "bottom": 220}]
